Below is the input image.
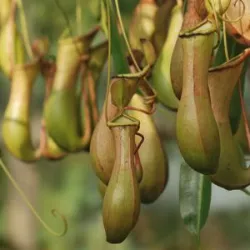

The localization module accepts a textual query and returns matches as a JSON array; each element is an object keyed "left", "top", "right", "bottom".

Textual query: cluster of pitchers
[{"left": 0, "top": 0, "right": 250, "bottom": 244}]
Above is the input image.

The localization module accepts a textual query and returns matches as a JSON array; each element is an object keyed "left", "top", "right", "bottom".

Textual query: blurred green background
[{"left": 0, "top": 0, "right": 250, "bottom": 249}]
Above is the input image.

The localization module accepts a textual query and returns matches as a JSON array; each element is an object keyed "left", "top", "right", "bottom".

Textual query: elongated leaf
[
  {"left": 108, "top": 0, "right": 129, "bottom": 74},
  {"left": 179, "top": 162, "right": 211, "bottom": 236}
]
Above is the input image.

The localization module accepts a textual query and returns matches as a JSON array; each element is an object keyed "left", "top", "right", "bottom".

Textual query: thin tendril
[
  {"left": 105, "top": 0, "right": 111, "bottom": 123},
  {"left": 210, "top": 0, "right": 221, "bottom": 35},
  {"left": 134, "top": 132, "right": 144, "bottom": 154},
  {"left": 15, "top": 0, "right": 33, "bottom": 59},
  {"left": 222, "top": 0, "right": 245, "bottom": 23},
  {"left": 208, "top": 0, "right": 245, "bottom": 23},
  {"left": 0, "top": 159, "right": 68, "bottom": 236},
  {"left": 76, "top": 0, "right": 82, "bottom": 35},
  {"left": 114, "top": 0, "right": 140, "bottom": 71},
  {"left": 114, "top": 0, "right": 156, "bottom": 110},
  {"left": 208, "top": 0, "right": 222, "bottom": 51},
  {"left": 223, "top": 19, "right": 230, "bottom": 61}
]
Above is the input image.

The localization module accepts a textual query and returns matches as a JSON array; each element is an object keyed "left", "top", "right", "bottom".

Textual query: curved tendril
[
  {"left": 134, "top": 132, "right": 144, "bottom": 154},
  {"left": 213, "top": 28, "right": 221, "bottom": 50},
  {"left": 208, "top": 0, "right": 221, "bottom": 50},
  {"left": 239, "top": 80, "right": 250, "bottom": 151},
  {"left": 223, "top": 19, "right": 230, "bottom": 61},
  {"left": 222, "top": 0, "right": 245, "bottom": 23},
  {"left": 105, "top": 0, "right": 111, "bottom": 123},
  {"left": 210, "top": 0, "right": 221, "bottom": 40},
  {"left": 0, "top": 159, "right": 68, "bottom": 236},
  {"left": 16, "top": 0, "right": 33, "bottom": 59},
  {"left": 114, "top": 0, "right": 140, "bottom": 71}
]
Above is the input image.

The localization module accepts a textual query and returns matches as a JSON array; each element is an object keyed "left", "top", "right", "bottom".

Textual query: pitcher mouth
[
  {"left": 209, "top": 48, "right": 250, "bottom": 72},
  {"left": 13, "top": 59, "right": 40, "bottom": 70},
  {"left": 58, "top": 25, "right": 100, "bottom": 45},
  {"left": 179, "top": 18, "right": 217, "bottom": 37}
]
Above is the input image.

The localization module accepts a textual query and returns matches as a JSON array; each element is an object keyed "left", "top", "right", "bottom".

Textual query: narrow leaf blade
[
  {"left": 108, "top": 0, "right": 129, "bottom": 74},
  {"left": 179, "top": 162, "right": 211, "bottom": 236}
]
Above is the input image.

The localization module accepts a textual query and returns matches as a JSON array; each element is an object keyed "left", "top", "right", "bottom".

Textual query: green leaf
[
  {"left": 213, "top": 32, "right": 244, "bottom": 67},
  {"left": 179, "top": 162, "right": 211, "bottom": 237},
  {"left": 108, "top": 0, "right": 129, "bottom": 74}
]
